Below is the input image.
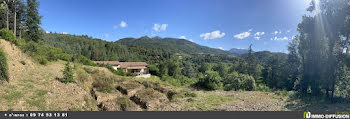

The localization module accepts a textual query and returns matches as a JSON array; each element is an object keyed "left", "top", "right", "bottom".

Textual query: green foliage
[
  {"left": 223, "top": 72, "right": 256, "bottom": 91},
  {"left": 59, "top": 62, "right": 75, "bottom": 83},
  {"left": 25, "top": 0, "right": 42, "bottom": 42},
  {"left": 223, "top": 72, "right": 241, "bottom": 91},
  {"left": 241, "top": 74, "right": 256, "bottom": 91},
  {"left": 36, "top": 55, "right": 48, "bottom": 65},
  {"left": 0, "top": 47, "right": 9, "bottom": 82},
  {"left": 255, "top": 83, "right": 271, "bottom": 92},
  {"left": 182, "top": 62, "right": 196, "bottom": 78},
  {"left": 0, "top": 29, "right": 16, "bottom": 44},
  {"left": 197, "top": 70, "right": 222, "bottom": 90},
  {"left": 148, "top": 64, "right": 159, "bottom": 76},
  {"left": 72, "top": 55, "right": 96, "bottom": 66}
]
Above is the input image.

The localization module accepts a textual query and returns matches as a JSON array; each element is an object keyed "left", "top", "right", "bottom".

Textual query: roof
[
  {"left": 93, "top": 61, "right": 120, "bottom": 66},
  {"left": 119, "top": 62, "right": 148, "bottom": 69},
  {"left": 93, "top": 61, "right": 148, "bottom": 69}
]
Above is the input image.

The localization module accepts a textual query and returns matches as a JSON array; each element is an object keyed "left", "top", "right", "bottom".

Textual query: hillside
[{"left": 115, "top": 36, "right": 232, "bottom": 55}]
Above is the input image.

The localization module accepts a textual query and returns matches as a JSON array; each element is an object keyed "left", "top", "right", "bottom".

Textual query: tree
[
  {"left": 214, "top": 63, "right": 229, "bottom": 78},
  {"left": 296, "top": 0, "right": 350, "bottom": 99},
  {"left": 61, "top": 62, "right": 75, "bottom": 83},
  {"left": 223, "top": 72, "right": 241, "bottom": 91},
  {"left": 0, "top": 0, "right": 9, "bottom": 30},
  {"left": 182, "top": 62, "right": 196, "bottom": 78},
  {"left": 245, "top": 44, "right": 259, "bottom": 79},
  {"left": 198, "top": 70, "right": 222, "bottom": 90},
  {"left": 25, "top": 0, "right": 42, "bottom": 42},
  {"left": 287, "top": 36, "right": 300, "bottom": 90}
]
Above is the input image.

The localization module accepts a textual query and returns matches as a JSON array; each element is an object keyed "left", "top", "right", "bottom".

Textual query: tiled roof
[{"left": 93, "top": 61, "right": 120, "bottom": 66}]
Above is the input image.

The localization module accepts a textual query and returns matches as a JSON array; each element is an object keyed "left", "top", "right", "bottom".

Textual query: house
[{"left": 93, "top": 61, "right": 150, "bottom": 78}]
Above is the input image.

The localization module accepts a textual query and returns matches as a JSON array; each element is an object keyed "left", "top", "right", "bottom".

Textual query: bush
[
  {"left": 36, "top": 56, "right": 48, "bottom": 65},
  {"left": 197, "top": 70, "right": 222, "bottom": 90},
  {"left": 256, "top": 83, "right": 271, "bottom": 92},
  {"left": 59, "top": 62, "right": 75, "bottom": 83},
  {"left": 148, "top": 64, "right": 159, "bottom": 76},
  {"left": 0, "top": 29, "right": 17, "bottom": 45},
  {"left": 241, "top": 74, "right": 256, "bottom": 91},
  {"left": 223, "top": 72, "right": 241, "bottom": 91},
  {"left": 0, "top": 48, "right": 9, "bottom": 82},
  {"left": 73, "top": 55, "right": 96, "bottom": 66}
]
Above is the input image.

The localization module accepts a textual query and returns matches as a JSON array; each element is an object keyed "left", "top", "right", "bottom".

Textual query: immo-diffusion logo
[{"left": 304, "top": 112, "right": 350, "bottom": 119}]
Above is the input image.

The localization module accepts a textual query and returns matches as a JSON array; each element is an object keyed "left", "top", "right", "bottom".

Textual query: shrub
[
  {"left": 0, "top": 29, "right": 17, "bottom": 45},
  {"left": 59, "top": 62, "right": 75, "bottom": 83},
  {"left": 0, "top": 48, "right": 9, "bottom": 82},
  {"left": 36, "top": 56, "right": 48, "bottom": 65},
  {"left": 241, "top": 74, "right": 256, "bottom": 91},
  {"left": 256, "top": 83, "right": 271, "bottom": 92},
  {"left": 197, "top": 70, "right": 222, "bottom": 90},
  {"left": 223, "top": 72, "right": 241, "bottom": 91},
  {"left": 73, "top": 55, "right": 96, "bottom": 66}
]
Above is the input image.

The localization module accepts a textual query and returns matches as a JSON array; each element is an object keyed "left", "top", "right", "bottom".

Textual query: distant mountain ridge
[
  {"left": 115, "top": 36, "right": 232, "bottom": 55},
  {"left": 228, "top": 48, "right": 249, "bottom": 56}
]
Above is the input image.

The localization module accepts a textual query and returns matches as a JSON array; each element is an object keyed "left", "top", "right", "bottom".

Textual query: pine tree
[
  {"left": 246, "top": 44, "right": 259, "bottom": 79},
  {"left": 62, "top": 62, "right": 75, "bottom": 83},
  {"left": 25, "top": 0, "right": 41, "bottom": 42}
]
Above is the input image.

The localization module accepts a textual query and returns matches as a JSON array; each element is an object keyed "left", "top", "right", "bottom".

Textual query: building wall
[{"left": 112, "top": 66, "right": 118, "bottom": 71}]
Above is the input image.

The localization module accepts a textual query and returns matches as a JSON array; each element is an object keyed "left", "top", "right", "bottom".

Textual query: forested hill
[
  {"left": 115, "top": 36, "right": 232, "bottom": 55},
  {"left": 42, "top": 33, "right": 233, "bottom": 63}
]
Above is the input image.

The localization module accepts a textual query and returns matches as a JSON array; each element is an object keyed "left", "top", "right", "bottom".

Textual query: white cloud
[
  {"left": 189, "top": 39, "right": 194, "bottom": 42},
  {"left": 254, "top": 37, "right": 260, "bottom": 40},
  {"left": 153, "top": 24, "right": 168, "bottom": 32},
  {"left": 287, "top": 30, "right": 291, "bottom": 33},
  {"left": 200, "top": 30, "right": 226, "bottom": 40},
  {"left": 274, "top": 30, "right": 282, "bottom": 35},
  {"left": 179, "top": 36, "right": 186, "bottom": 39},
  {"left": 254, "top": 32, "right": 265, "bottom": 36},
  {"left": 218, "top": 47, "right": 224, "bottom": 50},
  {"left": 270, "top": 36, "right": 289, "bottom": 41},
  {"left": 120, "top": 21, "right": 128, "bottom": 28},
  {"left": 234, "top": 31, "right": 250, "bottom": 39},
  {"left": 61, "top": 32, "right": 67, "bottom": 34},
  {"left": 45, "top": 31, "right": 49, "bottom": 34}
]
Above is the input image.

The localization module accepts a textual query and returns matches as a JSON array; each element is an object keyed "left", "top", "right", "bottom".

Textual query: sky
[{"left": 38, "top": 0, "right": 312, "bottom": 53}]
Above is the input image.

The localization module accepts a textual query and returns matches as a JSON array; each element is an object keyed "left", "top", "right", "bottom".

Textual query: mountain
[
  {"left": 115, "top": 36, "right": 232, "bottom": 56},
  {"left": 228, "top": 48, "right": 249, "bottom": 56}
]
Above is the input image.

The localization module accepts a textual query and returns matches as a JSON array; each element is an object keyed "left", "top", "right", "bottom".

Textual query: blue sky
[{"left": 38, "top": 0, "right": 311, "bottom": 53}]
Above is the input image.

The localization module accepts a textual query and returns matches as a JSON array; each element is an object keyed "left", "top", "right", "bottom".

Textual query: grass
[
  {"left": 185, "top": 92, "right": 234, "bottom": 111},
  {"left": 25, "top": 89, "right": 48, "bottom": 110},
  {"left": 26, "top": 98, "right": 46, "bottom": 110},
  {"left": 2, "top": 91, "right": 23, "bottom": 102}
]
